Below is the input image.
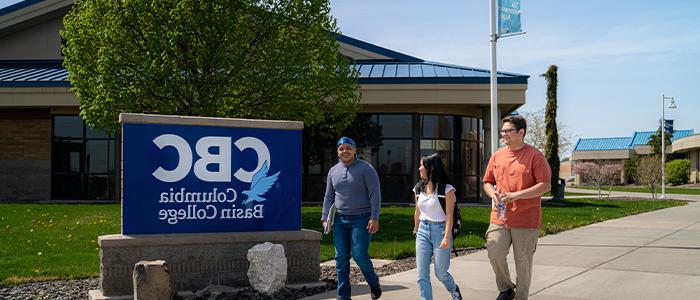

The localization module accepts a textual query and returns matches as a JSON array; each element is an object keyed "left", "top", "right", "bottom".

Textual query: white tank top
[{"left": 416, "top": 184, "right": 456, "bottom": 222}]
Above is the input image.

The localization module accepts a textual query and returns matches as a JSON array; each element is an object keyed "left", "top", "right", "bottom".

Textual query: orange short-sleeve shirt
[{"left": 483, "top": 144, "right": 551, "bottom": 228}]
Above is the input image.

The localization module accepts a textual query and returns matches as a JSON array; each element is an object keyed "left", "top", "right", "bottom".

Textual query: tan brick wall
[
  {"left": 0, "top": 109, "right": 51, "bottom": 201},
  {"left": 0, "top": 119, "right": 51, "bottom": 161}
]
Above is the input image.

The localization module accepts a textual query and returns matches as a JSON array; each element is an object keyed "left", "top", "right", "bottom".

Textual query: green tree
[
  {"left": 541, "top": 65, "right": 560, "bottom": 197},
  {"left": 647, "top": 122, "right": 673, "bottom": 155},
  {"left": 62, "top": 0, "right": 359, "bottom": 136},
  {"left": 623, "top": 156, "right": 639, "bottom": 184}
]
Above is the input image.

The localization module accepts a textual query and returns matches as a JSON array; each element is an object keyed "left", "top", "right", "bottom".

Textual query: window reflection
[
  {"left": 52, "top": 116, "right": 115, "bottom": 200},
  {"left": 377, "top": 140, "right": 411, "bottom": 175},
  {"left": 420, "top": 140, "right": 452, "bottom": 173},
  {"left": 53, "top": 116, "right": 83, "bottom": 138},
  {"left": 379, "top": 115, "right": 411, "bottom": 138},
  {"left": 422, "top": 115, "right": 453, "bottom": 139}
]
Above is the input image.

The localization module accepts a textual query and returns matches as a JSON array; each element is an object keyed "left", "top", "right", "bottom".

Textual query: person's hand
[
  {"left": 492, "top": 192, "right": 504, "bottom": 206},
  {"left": 321, "top": 220, "right": 327, "bottom": 229},
  {"left": 367, "top": 219, "right": 379, "bottom": 234},
  {"left": 439, "top": 237, "right": 450, "bottom": 249},
  {"left": 412, "top": 227, "right": 418, "bottom": 237},
  {"left": 499, "top": 192, "right": 520, "bottom": 204}
]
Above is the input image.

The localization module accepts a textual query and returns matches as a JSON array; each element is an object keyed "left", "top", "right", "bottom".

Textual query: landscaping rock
[
  {"left": 133, "top": 260, "right": 174, "bottom": 300},
  {"left": 247, "top": 242, "right": 287, "bottom": 294}
]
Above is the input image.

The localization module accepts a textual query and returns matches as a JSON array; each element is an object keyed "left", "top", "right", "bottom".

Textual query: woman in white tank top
[{"left": 412, "top": 153, "right": 462, "bottom": 300}]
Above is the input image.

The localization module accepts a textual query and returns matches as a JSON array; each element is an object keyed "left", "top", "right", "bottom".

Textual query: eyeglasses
[{"left": 499, "top": 128, "right": 519, "bottom": 134}]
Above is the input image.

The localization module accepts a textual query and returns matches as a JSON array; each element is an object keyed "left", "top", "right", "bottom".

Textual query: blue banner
[
  {"left": 664, "top": 119, "right": 674, "bottom": 133},
  {"left": 498, "top": 0, "right": 522, "bottom": 35},
  {"left": 122, "top": 123, "right": 302, "bottom": 234}
]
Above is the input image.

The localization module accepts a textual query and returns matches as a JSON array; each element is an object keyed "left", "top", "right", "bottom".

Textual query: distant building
[{"left": 571, "top": 129, "right": 699, "bottom": 184}]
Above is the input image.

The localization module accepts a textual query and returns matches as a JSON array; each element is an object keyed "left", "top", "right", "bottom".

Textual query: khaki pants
[{"left": 486, "top": 223, "right": 539, "bottom": 300}]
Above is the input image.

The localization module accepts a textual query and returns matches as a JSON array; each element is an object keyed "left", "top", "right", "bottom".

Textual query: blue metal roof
[
  {"left": 574, "top": 129, "right": 695, "bottom": 151},
  {"left": 574, "top": 137, "right": 633, "bottom": 151},
  {"left": 0, "top": 0, "right": 43, "bottom": 17},
  {"left": 0, "top": 59, "right": 528, "bottom": 87},
  {"left": 630, "top": 130, "right": 694, "bottom": 146},
  {"left": 354, "top": 61, "right": 528, "bottom": 84},
  {"left": 0, "top": 60, "right": 70, "bottom": 87}
]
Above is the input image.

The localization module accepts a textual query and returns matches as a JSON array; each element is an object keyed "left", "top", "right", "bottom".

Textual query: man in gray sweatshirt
[{"left": 321, "top": 136, "right": 382, "bottom": 300}]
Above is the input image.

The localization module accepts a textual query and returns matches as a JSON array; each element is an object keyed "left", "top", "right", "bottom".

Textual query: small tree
[
  {"left": 647, "top": 123, "right": 674, "bottom": 155},
  {"left": 623, "top": 156, "right": 639, "bottom": 184},
  {"left": 541, "top": 65, "right": 561, "bottom": 198},
  {"left": 666, "top": 159, "right": 691, "bottom": 186},
  {"left": 635, "top": 155, "right": 663, "bottom": 199},
  {"left": 521, "top": 109, "right": 574, "bottom": 158},
  {"left": 574, "top": 161, "right": 621, "bottom": 199}
]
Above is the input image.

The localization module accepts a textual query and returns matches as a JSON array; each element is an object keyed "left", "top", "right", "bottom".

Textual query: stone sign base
[{"left": 89, "top": 229, "right": 321, "bottom": 299}]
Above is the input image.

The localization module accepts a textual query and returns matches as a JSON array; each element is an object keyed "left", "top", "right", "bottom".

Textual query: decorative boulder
[
  {"left": 133, "top": 260, "right": 174, "bottom": 300},
  {"left": 247, "top": 242, "right": 287, "bottom": 294}
]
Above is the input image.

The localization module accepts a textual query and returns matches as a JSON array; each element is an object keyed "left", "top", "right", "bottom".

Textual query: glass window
[
  {"left": 52, "top": 174, "right": 83, "bottom": 199},
  {"left": 52, "top": 140, "right": 83, "bottom": 173},
  {"left": 420, "top": 139, "right": 453, "bottom": 173},
  {"left": 52, "top": 116, "right": 115, "bottom": 200},
  {"left": 461, "top": 141, "right": 479, "bottom": 176},
  {"left": 462, "top": 117, "right": 479, "bottom": 141},
  {"left": 86, "top": 124, "right": 111, "bottom": 138},
  {"left": 86, "top": 140, "right": 111, "bottom": 173},
  {"left": 378, "top": 115, "right": 412, "bottom": 138},
  {"left": 377, "top": 140, "right": 412, "bottom": 175},
  {"left": 421, "top": 115, "right": 453, "bottom": 139},
  {"left": 87, "top": 175, "right": 114, "bottom": 200},
  {"left": 53, "top": 116, "right": 83, "bottom": 138},
  {"left": 380, "top": 175, "right": 414, "bottom": 202}
]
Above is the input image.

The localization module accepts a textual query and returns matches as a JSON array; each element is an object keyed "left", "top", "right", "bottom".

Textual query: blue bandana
[{"left": 337, "top": 136, "right": 356, "bottom": 148}]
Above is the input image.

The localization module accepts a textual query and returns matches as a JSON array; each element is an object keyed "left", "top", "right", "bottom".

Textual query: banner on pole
[
  {"left": 498, "top": 0, "right": 522, "bottom": 36},
  {"left": 664, "top": 119, "right": 674, "bottom": 133}
]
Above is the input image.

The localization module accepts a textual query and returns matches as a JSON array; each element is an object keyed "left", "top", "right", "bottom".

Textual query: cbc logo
[{"left": 151, "top": 134, "right": 270, "bottom": 184}]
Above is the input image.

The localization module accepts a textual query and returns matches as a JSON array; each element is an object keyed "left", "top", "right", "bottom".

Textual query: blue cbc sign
[{"left": 122, "top": 123, "right": 301, "bottom": 234}]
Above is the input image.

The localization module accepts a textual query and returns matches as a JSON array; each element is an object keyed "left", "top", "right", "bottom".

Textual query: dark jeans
[{"left": 333, "top": 213, "right": 379, "bottom": 298}]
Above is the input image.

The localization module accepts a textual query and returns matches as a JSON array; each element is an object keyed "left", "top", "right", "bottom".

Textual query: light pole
[{"left": 660, "top": 94, "right": 677, "bottom": 199}]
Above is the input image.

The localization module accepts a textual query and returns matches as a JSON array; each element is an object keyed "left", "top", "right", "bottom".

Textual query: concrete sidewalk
[
  {"left": 304, "top": 201, "right": 700, "bottom": 300},
  {"left": 565, "top": 187, "right": 700, "bottom": 202}
]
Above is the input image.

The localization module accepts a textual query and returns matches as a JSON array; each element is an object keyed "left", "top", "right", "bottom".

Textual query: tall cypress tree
[{"left": 541, "top": 65, "right": 560, "bottom": 197}]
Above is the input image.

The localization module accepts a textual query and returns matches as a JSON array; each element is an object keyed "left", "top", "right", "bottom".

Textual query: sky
[
  {"left": 2, "top": 0, "right": 699, "bottom": 154},
  {"left": 329, "top": 0, "right": 700, "bottom": 152}
]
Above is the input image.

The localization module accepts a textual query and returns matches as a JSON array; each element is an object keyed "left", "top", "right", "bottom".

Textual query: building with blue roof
[
  {"left": 0, "top": 0, "right": 530, "bottom": 202},
  {"left": 571, "top": 129, "right": 700, "bottom": 184}
]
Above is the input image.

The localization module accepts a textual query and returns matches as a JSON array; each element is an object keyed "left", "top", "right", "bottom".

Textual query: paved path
[
  {"left": 304, "top": 201, "right": 700, "bottom": 300},
  {"left": 565, "top": 187, "right": 700, "bottom": 202}
]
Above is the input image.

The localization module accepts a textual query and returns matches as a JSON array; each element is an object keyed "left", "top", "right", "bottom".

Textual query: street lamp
[{"left": 660, "top": 94, "right": 677, "bottom": 199}]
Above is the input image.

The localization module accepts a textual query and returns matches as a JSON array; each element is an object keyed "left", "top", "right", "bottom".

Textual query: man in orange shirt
[{"left": 483, "top": 115, "right": 551, "bottom": 300}]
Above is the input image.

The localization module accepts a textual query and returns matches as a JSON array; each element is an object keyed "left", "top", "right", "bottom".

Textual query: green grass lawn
[
  {"left": 1, "top": 199, "right": 685, "bottom": 285},
  {"left": 575, "top": 186, "right": 700, "bottom": 195}
]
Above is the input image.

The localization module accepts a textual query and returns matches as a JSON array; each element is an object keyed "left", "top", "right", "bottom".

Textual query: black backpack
[{"left": 414, "top": 182, "right": 462, "bottom": 256}]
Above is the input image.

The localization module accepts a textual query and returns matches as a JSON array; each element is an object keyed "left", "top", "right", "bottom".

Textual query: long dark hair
[{"left": 417, "top": 153, "right": 451, "bottom": 193}]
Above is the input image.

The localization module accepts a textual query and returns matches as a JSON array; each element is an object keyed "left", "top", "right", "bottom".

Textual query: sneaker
[
  {"left": 370, "top": 283, "right": 382, "bottom": 299},
  {"left": 451, "top": 285, "right": 463, "bottom": 300},
  {"left": 496, "top": 288, "right": 515, "bottom": 300}
]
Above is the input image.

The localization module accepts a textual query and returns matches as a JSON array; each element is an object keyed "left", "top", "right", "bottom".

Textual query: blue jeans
[
  {"left": 416, "top": 220, "right": 457, "bottom": 300},
  {"left": 334, "top": 213, "right": 379, "bottom": 299}
]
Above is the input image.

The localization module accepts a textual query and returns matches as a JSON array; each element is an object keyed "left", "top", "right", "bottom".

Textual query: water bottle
[{"left": 497, "top": 202, "right": 506, "bottom": 221}]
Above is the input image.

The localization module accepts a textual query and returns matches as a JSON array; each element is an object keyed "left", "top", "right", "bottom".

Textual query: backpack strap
[{"left": 436, "top": 183, "right": 448, "bottom": 213}]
